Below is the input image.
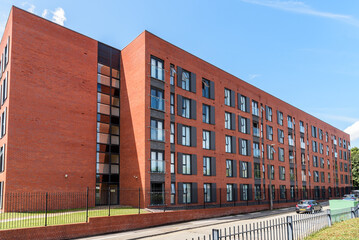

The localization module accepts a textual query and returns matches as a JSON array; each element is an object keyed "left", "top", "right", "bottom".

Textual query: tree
[{"left": 351, "top": 147, "right": 359, "bottom": 187}]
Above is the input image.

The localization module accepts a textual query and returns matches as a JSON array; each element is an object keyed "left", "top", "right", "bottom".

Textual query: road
[{"left": 76, "top": 203, "right": 329, "bottom": 240}]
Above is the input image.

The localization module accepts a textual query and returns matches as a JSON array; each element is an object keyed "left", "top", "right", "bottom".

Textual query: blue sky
[{"left": 1, "top": 0, "right": 358, "bottom": 147}]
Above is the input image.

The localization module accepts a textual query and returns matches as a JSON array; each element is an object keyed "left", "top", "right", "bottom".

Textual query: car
[
  {"left": 296, "top": 200, "right": 322, "bottom": 214},
  {"left": 342, "top": 194, "right": 357, "bottom": 201}
]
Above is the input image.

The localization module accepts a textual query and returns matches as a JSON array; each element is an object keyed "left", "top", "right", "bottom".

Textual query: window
[
  {"left": 253, "top": 121, "right": 260, "bottom": 137},
  {"left": 266, "top": 106, "right": 272, "bottom": 121},
  {"left": 254, "top": 163, "right": 261, "bottom": 179},
  {"left": 240, "top": 161, "right": 248, "bottom": 178},
  {"left": 289, "top": 150, "right": 294, "bottom": 163},
  {"left": 0, "top": 181, "right": 3, "bottom": 209},
  {"left": 240, "top": 117, "right": 249, "bottom": 134},
  {"left": 170, "top": 93, "right": 175, "bottom": 114},
  {"left": 182, "top": 183, "right": 192, "bottom": 203},
  {"left": 321, "top": 172, "right": 325, "bottom": 183},
  {"left": 150, "top": 150, "right": 164, "bottom": 173},
  {"left": 202, "top": 104, "right": 215, "bottom": 124},
  {"left": 203, "top": 130, "right": 210, "bottom": 149},
  {"left": 0, "top": 144, "right": 4, "bottom": 172},
  {"left": 239, "top": 95, "right": 248, "bottom": 112},
  {"left": 266, "top": 125, "right": 273, "bottom": 141},
  {"left": 311, "top": 126, "right": 317, "bottom": 138},
  {"left": 300, "top": 137, "right": 305, "bottom": 149},
  {"left": 171, "top": 153, "right": 175, "bottom": 174},
  {"left": 150, "top": 56, "right": 164, "bottom": 81},
  {"left": 2, "top": 72, "right": 7, "bottom": 104},
  {"left": 267, "top": 145, "right": 274, "bottom": 160},
  {"left": 226, "top": 160, "right": 234, "bottom": 177},
  {"left": 270, "top": 165, "right": 274, "bottom": 180},
  {"left": 255, "top": 185, "right": 261, "bottom": 200},
  {"left": 225, "top": 135, "right": 235, "bottom": 153},
  {"left": 279, "top": 166, "right": 285, "bottom": 180},
  {"left": 290, "top": 168, "right": 295, "bottom": 181},
  {"left": 320, "top": 158, "right": 324, "bottom": 168},
  {"left": 313, "top": 156, "right": 318, "bottom": 167},
  {"left": 326, "top": 146, "right": 329, "bottom": 156},
  {"left": 151, "top": 88, "right": 164, "bottom": 111},
  {"left": 277, "top": 111, "right": 283, "bottom": 125},
  {"left": 327, "top": 159, "right": 330, "bottom": 169},
  {"left": 225, "top": 112, "right": 231, "bottom": 129},
  {"left": 203, "top": 157, "right": 211, "bottom": 176},
  {"left": 278, "top": 147, "right": 284, "bottom": 161},
  {"left": 253, "top": 142, "right": 260, "bottom": 158},
  {"left": 280, "top": 186, "right": 286, "bottom": 199},
  {"left": 326, "top": 132, "right": 329, "bottom": 142},
  {"left": 170, "top": 123, "right": 175, "bottom": 144},
  {"left": 300, "top": 121, "right": 304, "bottom": 133},
  {"left": 203, "top": 183, "right": 212, "bottom": 203},
  {"left": 288, "top": 134, "right": 294, "bottom": 146},
  {"left": 287, "top": 116, "right": 293, "bottom": 129},
  {"left": 182, "top": 125, "right": 191, "bottom": 146},
  {"left": 278, "top": 129, "right": 284, "bottom": 143},
  {"left": 182, "top": 98, "right": 190, "bottom": 118},
  {"left": 319, "top": 129, "right": 323, "bottom": 140},
  {"left": 314, "top": 171, "right": 319, "bottom": 182},
  {"left": 301, "top": 170, "right": 306, "bottom": 182},
  {"left": 170, "top": 64, "right": 175, "bottom": 85},
  {"left": 202, "top": 78, "right": 214, "bottom": 99},
  {"left": 181, "top": 69, "right": 190, "bottom": 91},
  {"left": 319, "top": 143, "right": 324, "bottom": 154},
  {"left": 312, "top": 141, "right": 318, "bottom": 152},
  {"left": 241, "top": 184, "right": 249, "bottom": 201},
  {"left": 182, "top": 154, "right": 191, "bottom": 174},
  {"left": 150, "top": 119, "right": 164, "bottom": 142},
  {"left": 240, "top": 138, "right": 250, "bottom": 156},
  {"left": 227, "top": 184, "right": 234, "bottom": 201},
  {"left": 225, "top": 88, "right": 230, "bottom": 106},
  {"left": 171, "top": 183, "right": 175, "bottom": 204},
  {"left": 290, "top": 186, "right": 295, "bottom": 199},
  {"left": 252, "top": 100, "right": 259, "bottom": 116},
  {"left": 271, "top": 185, "right": 275, "bottom": 200}
]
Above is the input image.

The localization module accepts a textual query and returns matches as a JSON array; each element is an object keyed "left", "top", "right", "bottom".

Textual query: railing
[
  {"left": 150, "top": 95, "right": 165, "bottom": 111},
  {"left": 150, "top": 65, "right": 164, "bottom": 81},
  {"left": 192, "top": 205, "right": 359, "bottom": 240},
  {"left": 150, "top": 159, "right": 165, "bottom": 173},
  {"left": 253, "top": 128, "right": 260, "bottom": 137},
  {"left": 150, "top": 127, "right": 165, "bottom": 141}
]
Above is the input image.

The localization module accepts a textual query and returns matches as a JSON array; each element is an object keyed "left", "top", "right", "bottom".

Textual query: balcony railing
[
  {"left": 151, "top": 95, "right": 165, "bottom": 111},
  {"left": 151, "top": 65, "right": 164, "bottom": 81},
  {"left": 253, "top": 149, "right": 260, "bottom": 158},
  {"left": 253, "top": 128, "right": 260, "bottom": 137},
  {"left": 300, "top": 126, "right": 305, "bottom": 133},
  {"left": 300, "top": 142, "right": 306, "bottom": 149},
  {"left": 288, "top": 138, "right": 294, "bottom": 146},
  {"left": 150, "top": 127, "right": 165, "bottom": 142},
  {"left": 150, "top": 160, "right": 165, "bottom": 173}
]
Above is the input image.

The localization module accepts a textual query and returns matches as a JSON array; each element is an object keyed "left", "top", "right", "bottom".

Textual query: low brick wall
[{"left": 0, "top": 202, "right": 295, "bottom": 240}]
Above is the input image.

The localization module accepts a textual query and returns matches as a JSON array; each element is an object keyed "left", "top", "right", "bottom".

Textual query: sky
[{"left": 0, "top": 0, "right": 358, "bottom": 147}]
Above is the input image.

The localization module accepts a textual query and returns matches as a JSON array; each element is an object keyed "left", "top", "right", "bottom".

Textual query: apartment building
[{"left": 0, "top": 7, "right": 352, "bottom": 211}]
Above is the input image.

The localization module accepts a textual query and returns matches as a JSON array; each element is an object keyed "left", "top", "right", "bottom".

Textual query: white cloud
[
  {"left": 248, "top": 74, "right": 261, "bottom": 80},
  {"left": 241, "top": 0, "right": 359, "bottom": 27},
  {"left": 51, "top": 8, "right": 66, "bottom": 26},
  {"left": 42, "top": 9, "right": 48, "bottom": 18},
  {"left": 22, "top": 2, "right": 35, "bottom": 13},
  {"left": 345, "top": 121, "right": 359, "bottom": 142}
]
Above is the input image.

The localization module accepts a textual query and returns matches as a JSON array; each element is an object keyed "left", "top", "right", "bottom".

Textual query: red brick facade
[{"left": 0, "top": 7, "right": 352, "bottom": 212}]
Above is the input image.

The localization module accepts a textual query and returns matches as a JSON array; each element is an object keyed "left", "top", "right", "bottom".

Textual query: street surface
[{"left": 76, "top": 203, "right": 329, "bottom": 240}]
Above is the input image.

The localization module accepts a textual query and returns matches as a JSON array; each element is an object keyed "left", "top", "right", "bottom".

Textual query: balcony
[
  {"left": 150, "top": 127, "right": 165, "bottom": 142},
  {"left": 150, "top": 159, "right": 165, "bottom": 173},
  {"left": 288, "top": 138, "right": 294, "bottom": 146},
  {"left": 253, "top": 149, "right": 260, "bottom": 158},
  {"left": 300, "top": 126, "right": 305, "bottom": 133},
  {"left": 151, "top": 65, "right": 164, "bottom": 81},
  {"left": 253, "top": 127, "right": 260, "bottom": 137},
  {"left": 300, "top": 142, "right": 306, "bottom": 149},
  {"left": 151, "top": 95, "right": 165, "bottom": 111}
]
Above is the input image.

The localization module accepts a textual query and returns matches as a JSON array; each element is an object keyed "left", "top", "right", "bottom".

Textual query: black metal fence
[
  {"left": 189, "top": 205, "right": 359, "bottom": 240},
  {"left": 0, "top": 186, "right": 355, "bottom": 230}
]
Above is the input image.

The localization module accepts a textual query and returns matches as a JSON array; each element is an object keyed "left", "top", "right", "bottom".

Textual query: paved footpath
[{"left": 76, "top": 202, "right": 329, "bottom": 240}]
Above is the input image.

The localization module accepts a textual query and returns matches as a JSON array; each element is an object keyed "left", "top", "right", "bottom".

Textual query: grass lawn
[
  {"left": 0, "top": 207, "right": 148, "bottom": 230},
  {"left": 305, "top": 218, "right": 359, "bottom": 240}
]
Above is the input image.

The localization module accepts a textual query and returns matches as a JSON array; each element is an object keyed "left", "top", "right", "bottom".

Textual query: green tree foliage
[{"left": 351, "top": 147, "right": 359, "bottom": 187}]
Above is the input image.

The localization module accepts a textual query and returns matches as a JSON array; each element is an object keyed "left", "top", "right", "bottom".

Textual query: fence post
[
  {"left": 327, "top": 209, "right": 332, "bottom": 227},
  {"left": 108, "top": 187, "right": 111, "bottom": 217},
  {"left": 212, "top": 229, "right": 219, "bottom": 240},
  {"left": 138, "top": 188, "right": 141, "bottom": 214},
  {"left": 45, "top": 192, "right": 48, "bottom": 227},
  {"left": 351, "top": 207, "right": 355, "bottom": 219},
  {"left": 287, "top": 216, "right": 293, "bottom": 240},
  {"left": 86, "top": 187, "right": 89, "bottom": 223}
]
